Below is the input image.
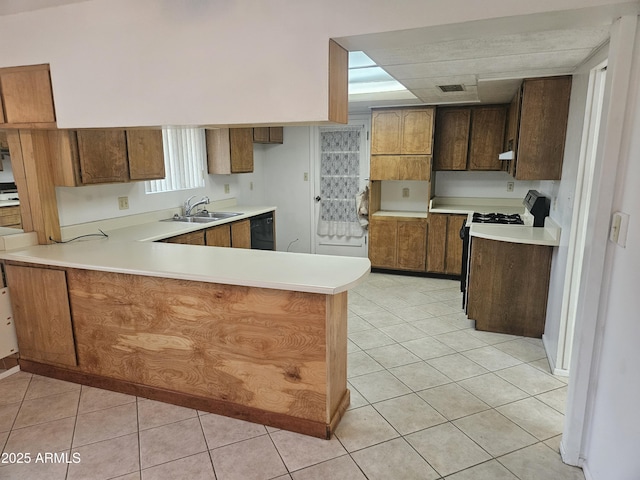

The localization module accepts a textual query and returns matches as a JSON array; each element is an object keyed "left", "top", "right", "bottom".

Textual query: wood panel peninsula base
[{"left": 5, "top": 263, "right": 352, "bottom": 439}]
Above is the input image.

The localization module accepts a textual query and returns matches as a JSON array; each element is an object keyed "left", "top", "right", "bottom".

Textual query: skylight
[{"left": 348, "top": 51, "right": 408, "bottom": 95}]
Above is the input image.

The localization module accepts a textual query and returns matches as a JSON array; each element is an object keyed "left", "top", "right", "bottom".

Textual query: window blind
[{"left": 145, "top": 127, "right": 206, "bottom": 194}]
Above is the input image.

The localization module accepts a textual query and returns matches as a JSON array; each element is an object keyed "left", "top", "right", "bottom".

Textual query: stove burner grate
[{"left": 472, "top": 212, "right": 524, "bottom": 225}]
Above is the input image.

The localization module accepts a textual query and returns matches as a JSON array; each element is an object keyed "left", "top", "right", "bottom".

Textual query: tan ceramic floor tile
[
  {"left": 378, "top": 323, "right": 428, "bottom": 343},
  {"left": 394, "top": 305, "right": 435, "bottom": 322},
  {"left": 388, "top": 362, "right": 451, "bottom": 391},
  {"left": 495, "top": 364, "right": 566, "bottom": 395},
  {"left": 466, "top": 329, "right": 522, "bottom": 345},
  {"left": 291, "top": 455, "right": 366, "bottom": 480},
  {"left": 73, "top": 402, "right": 138, "bottom": 447},
  {"left": 351, "top": 438, "right": 440, "bottom": 480},
  {"left": 434, "top": 330, "right": 488, "bottom": 351},
  {"left": 4, "top": 416, "right": 75, "bottom": 455},
  {"left": 348, "top": 370, "right": 411, "bottom": 403},
  {"left": 497, "top": 397, "right": 565, "bottom": 440},
  {"left": 24, "top": 375, "right": 80, "bottom": 400},
  {"left": 0, "top": 402, "right": 20, "bottom": 433},
  {"left": 113, "top": 473, "right": 141, "bottom": 480},
  {"left": 346, "top": 383, "right": 369, "bottom": 410},
  {"left": 498, "top": 442, "right": 585, "bottom": 480},
  {"left": 406, "top": 422, "right": 491, "bottom": 477},
  {"left": 210, "top": 434, "right": 287, "bottom": 480},
  {"left": 400, "top": 336, "right": 456, "bottom": 360},
  {"left": 418, "top": 383, "right": 490, "bottom": 420},
  {"left": 453, "top": 409, "right": 538, "bottom": 456},
  {"left": 461, "top": 346, "right": 523, "bottom": 371},
  {"left": 141, "top": 452, "right": 214, "bottom": 480},
  {"left": 78, "top": 385, "right": 136, "bottom": 414},
  {"left": 0, "top": 376, "right": 31, "bottom": 406},
  {"left": 411, "top": 317, "right": 462, "bottom": 335},
  {"left": 139, "top": 417, "right": 207, "bottom": 469},
  {"left": 360, "top": 310, "right": 405, "bottom": 328},
  {"left": 535, "top": 386, "right": 568, "bottom": 414},
  {"left": 68, "top": 433, "right": 140, "bottom": 480},
  {"left": 137, "top": 398, "right": 198, "bottom": 431},
  {"left": 13, "top": 391, "right": 80, "bottom": 429},
  {"left": 0, "top": 453, "right": 69, "bottom": 479},
  {"left": 427, "top": 353, "right": 489, "bottom": 381},
  {"left": 349, "top": 329, "right": 395, "bottom": 350},
  {"left": 373, "top": 393, "right": 446, "bottom": 434},
  {"left": 334, "top": 405, "right": 399, "bottom": 452},
  {"left": 199, "top": 413, "right": 267, "bottom": 450},
  {"left": 458, "top": 373, "right": 529, "bottom": 407},
  {"left": 347, "top": 351, "right": 384, "bottom": 378},
  {"left": 445, "top": 459, "right": 519, "bottom": 479},
  {"left": 364, "top": 344, "right": 421, "bottom": 369},
  {"left": 493, "top": 338, "right": 548, "bottom": 362},
  {"left": 270, "top": 429, "right": 346, "bottom": 472}
]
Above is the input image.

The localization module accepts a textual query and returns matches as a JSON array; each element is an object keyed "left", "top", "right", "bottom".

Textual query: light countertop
[
  {"left": 0, "top": 200, "right": 20, "bottom": 208},
  {"left": 430, "top": 196, "right": 561, "bottom": 247},
  {"left": 0, "top": 203, "right": 371, "bottom": 295}
]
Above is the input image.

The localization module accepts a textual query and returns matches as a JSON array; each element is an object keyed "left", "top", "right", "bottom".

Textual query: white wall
[
  {"left": 0, "top": 0, "right": 631, "bottom": 128},
  {"left": 56, "top": 148, "right": 267, "bottom": 226},
  {"left": 581, "top": 23, "right": 640, "bottom": 479},
  {"left": 262, "top": 127, "right": 314, "bottom": 253},
  {"left": 433, "top": 170, "right": 539, "bottom": 198}
]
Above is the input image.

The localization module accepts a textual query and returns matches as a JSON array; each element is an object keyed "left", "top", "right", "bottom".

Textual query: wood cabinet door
[
  {"left": 370, "top": 155, "right": 431, "bottom": 181},
  {"left": 5, "top": 265, "right": 77, "bottom": 367},
  {"left": 400, "top": 108, "right": 434, "bottom": 155},
  {"left": 468, "top": 237, "right": 552, "bottom": 337},
  {"left": 369, "top": 217, "right": 397, "bottom": 268},
  {"left": 426, "top": 214, "right": 448, "bottom": 273},
  {"left": 504, "top": 85, "right": 522, "bottom": 176},
  {"left": 0, "top": 66, "right": 56, "bottom": 125},
  {"left": 127, "top": 129, "right": 165, "bottom": 180},
  {"left": 371, "top": 109, "right": 402, "bottom": 154},
  {"left": 229, "top": 128, "right": 254, "bottom": 173},
  {"left": 397, "top": 219, "right": 427, "bottom": 271},
  {"left": 205, "top": 225, "right": 231, "bottom": 247},
  {"left": 231, "top": 219, "right": 252, "bottom": 249},
  {"left": 268, "top": 127, "right": 284, "bottom": 144},
  {"left": 434, "top": 108, "right": 470, "bottom": 170},
  {"left": 516, "top": 76, "right": 572, "bottom": 180},
  {"left": 445, "top": 215, "right": 467, "bottom": 275},
  {"left": 77, "top": 129, "right": 129, "bottom": 184},
  {"left": 468, "top": 105, "right": 507, "bottom": 171},
  {"left": 162, "top": 231, "right": 205, "bottom": 245},
  {"left": 253, "top": 127, "right": 270, "bottom": 143}
]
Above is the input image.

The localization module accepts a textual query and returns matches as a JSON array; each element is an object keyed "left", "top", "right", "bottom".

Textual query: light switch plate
[{"left": 118, "top": 196, "right": 129, "bottom": 210}]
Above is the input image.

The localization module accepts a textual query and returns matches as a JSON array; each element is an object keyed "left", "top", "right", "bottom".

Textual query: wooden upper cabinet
[
  {"left": 77, "top": 129, "right": 129, "bottom": 184},
  {"left": 434, "top": 108, "right": 471, "bottom": 170},
  {"left": 371, "top": 107, "right": 435, "bottom": 155},
  {"left": 400, "top": 109, "right": 434, "bottom": 155},
  {"left": 0, "top": 65, "right": 56, "bottom": 127},
  {"left": 207, "top": 128, "right": 254, "bottom": 174},
  {"left": 126, "top": 129, "right": 165, "bottom": 180},
  {"left": 468, "top": 105, "right": 507, "bottom": 171},
  {"left": 370, "top": 156, "right": 431, "bottom": 181},
  {"left": 253, "top": 127, "right": 283, "bottom": 144},
  {"left": 514, "top": 76, "right": 572, "bottom": 180}
]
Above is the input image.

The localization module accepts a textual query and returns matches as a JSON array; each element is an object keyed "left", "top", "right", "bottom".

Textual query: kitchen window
[{"left": 145, "top": 127, "right": 206, "bottom": 194}]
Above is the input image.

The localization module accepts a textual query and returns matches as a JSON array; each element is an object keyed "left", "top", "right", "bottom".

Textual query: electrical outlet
[
  {"left": 224, "top": 184, "right": 230, "bottom": 194},
  {"left": 304, "top": 172, "right": 309, "bottom": 181},
  {"left": 118, "top": 196, "right": 129, "bottom": 210},
  {"left": 507, "top": 181, "right": 514, "bottom": 192},
  {"left": 402, "top": 187, "right": 410, "bottom": 198}
]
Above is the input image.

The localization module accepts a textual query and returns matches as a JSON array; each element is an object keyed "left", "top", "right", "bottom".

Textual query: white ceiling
[
  {"left": 339, "top": 9, "right": 626, "bottom": 113},
  {"left": 0, "top": 0, "right": 90, "bottom": 16}
]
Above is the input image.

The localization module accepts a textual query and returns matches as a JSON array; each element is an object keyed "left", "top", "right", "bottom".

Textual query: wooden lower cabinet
[
  {"left": 161, "top": 231, "right": 205, "bottom": 245},
  {"left": 205, "top": 224, "right": 231, "bottom": 247},
  {"left": 4, "top": 264, "right": 77, "bottom": 367},
  {"left": 467, "top": 237, "right": 553, "bottom": 338},
  {"left": 369, "top": 216, "right": 427, "bottom": 272},
  {"left": 0, "top": 205, "right": 22, "bottom": 228},
  {"left": 427, "top": 213, "right": 466, "bottom": 275},
  {"left": 230, "top": 219, "right": 251, "bottom": 248}
]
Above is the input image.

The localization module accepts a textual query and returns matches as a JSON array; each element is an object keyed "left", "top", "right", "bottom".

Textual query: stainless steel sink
[
  {"left": 194, "top": 211, "right": 242, "bottom": 220},
  {"left": 160, "top": 212, "right": 242, "bottom": 223}
]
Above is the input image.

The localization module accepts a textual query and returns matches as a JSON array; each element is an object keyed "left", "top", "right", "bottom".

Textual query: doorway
[{"left": 311, "top": 116, "right": 370, "bottom": 257}]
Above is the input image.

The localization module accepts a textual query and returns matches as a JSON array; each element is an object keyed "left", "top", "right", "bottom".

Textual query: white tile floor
[{"left": 0, "top": 272, "right": 584, "bottom": 479}]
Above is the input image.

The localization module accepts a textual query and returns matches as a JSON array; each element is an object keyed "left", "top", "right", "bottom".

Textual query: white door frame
[
  {"left": 554, "top": 60, "right": 607, "bottom": 376},
  {"left": 562, "top": 14, "right": 638, "bottom": 466}
]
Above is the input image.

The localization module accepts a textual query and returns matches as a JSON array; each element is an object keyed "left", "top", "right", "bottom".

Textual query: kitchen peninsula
[{"left": 0, "top": 208, "right": 370, "bottom": 439}]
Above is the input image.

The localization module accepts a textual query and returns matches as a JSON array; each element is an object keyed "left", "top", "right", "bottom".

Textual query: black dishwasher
[{"left": 250, "top": 211, "right": 275, "bottom": 250}]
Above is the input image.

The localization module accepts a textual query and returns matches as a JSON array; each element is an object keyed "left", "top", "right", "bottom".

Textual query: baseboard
[
  {"left": 0, "top": 365, "right": 20, "bottom": 380},
  {"left": 582, "top": 461, "right": 594, "bottom": 480},
  {"left": 542, "top": 333, "right": 570, "bottom": 377}
]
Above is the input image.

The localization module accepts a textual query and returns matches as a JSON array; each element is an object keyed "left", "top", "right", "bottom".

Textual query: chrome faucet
[{"left": 184, "top": 195, "right": 210, "bottom": 216}]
